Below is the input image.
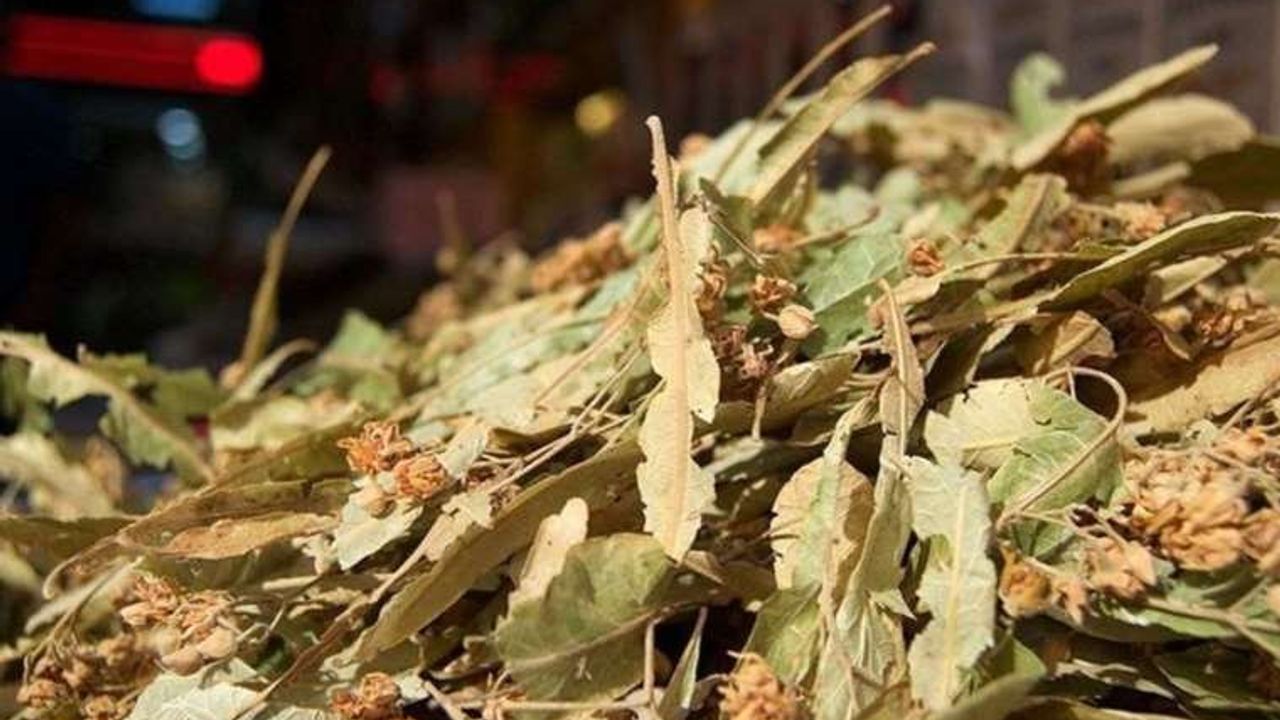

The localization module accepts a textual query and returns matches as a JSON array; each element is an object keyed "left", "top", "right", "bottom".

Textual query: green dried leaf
[
  {"left": 1154, "top": 645, "right": 1280, "bottom": 713},
  {"left": 0, "top": 333, "right": 214, "bottom": 480},
  {"left": 1010, "top": 53, "right": 1072, "bottom": 136},
  {"left": 906, "top": 458, "right": 996, "bottom": 710},
  {"left": 125, "top": 662, "right": 256, "bottom": 720},
  {"left": 1101, "top": 569, "right": 1280, "bottom": 656},
  {"left": 297, "top": 310, "right": 405, "bottom": 411},
  {"left": 802, "top": 227, "right": 904, "bottom": 355},
  {"left": 493, "top": 533, "right": 676, "bottom": 703},
  {"left": 924, "top": 378, "right": 1121, "bottom": 556},
  {"left": 1013, "top": 45, "right": 1218, "bottom": 171},
  {"left": 333, "top": 478, "right": 422, "bottom": 570},
  {"left": 1044, "top": 211, "right": 1280, "bottom": 309},
  {"left": 1109, "top": 94, "right": 1254, "bottom": 166},
  {"left": 748, "top": 45, "right": 934, "bottom": 211},
  {"left": 743, "top": 585, "right": 822, "bottom": 685},
  {"left": 358, "top": 443, "right": 641, "bottom": 659}
]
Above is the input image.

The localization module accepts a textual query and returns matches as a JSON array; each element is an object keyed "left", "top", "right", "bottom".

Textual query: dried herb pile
[{"left": 6, "top": 12, "right": 1280, "bottom": 720}]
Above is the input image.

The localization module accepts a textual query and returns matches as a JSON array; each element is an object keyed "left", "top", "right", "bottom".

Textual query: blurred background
[{"left": 1, "top": 0, "right": 1276, "bottom": 371}]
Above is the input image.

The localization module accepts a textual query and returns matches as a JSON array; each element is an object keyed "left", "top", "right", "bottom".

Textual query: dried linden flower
[
  {"left": 1244, "top": 509, "right": 1280, "bottom": 576},
  {"left": 906, "top": 239, "right": 944, "bottom": 277},
  {"left": 337, "top": 421, "right": 414, "bottom": 476},
  {"left": 393, "top": 453, "right": 453, "bottom": 504},
  {"left": 719, "top": 653, "right": 802, "bottom": 720},
  {"left": 530, "top": 221, "right": 629, "bottom": 293},
  {"left": 1112, "top": 201, "right": 1167, "bottom": 240},
  {"left": 749, "top": 275, "right": 797, "bottom": 315},
  {"left": 331, "top": 672, "right": 405, "bottom": 720},
  {"left": 999, "top": 553, "right": 1052, "bottom": 618},
  {"left": 1086, "top": 536, "right": 1157, "bottom": 600}
]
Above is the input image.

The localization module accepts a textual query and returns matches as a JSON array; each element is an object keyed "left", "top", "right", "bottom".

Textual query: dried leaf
[
  {"left": 878, "top": 282, "right": 923, "bottom": 438},
  {"left": 954, "top": 174, "right": 1069, "bottom": 275},
  {"left": 748, "top": 45, "right": 935, "bottom": 210},
  {"left": 358, "top": 443, "right": 641, "bottom": 658},
  {"left": 657, "top": 608, "right": 706, "bottom": 720},
  {"left": 906, "top": 458, "right": 996, "bottom": 710},
  {"left": 636, "top": 118, "right": 720, "bottom": 560},
  {"left": 333, "top": 481, "right": 422, "bottom": 570},
  {"left": 1014, "top": 312, "right": 1115, "bottom": 374},
  {"left": 1013, "top": 45, "right": 1218, "bottom": 171},
  {"left": 770, "top": 451, "right": 872, "bottom": 592},
  {"left": 493, "top": 533, "right": 676, "bottom": 702},
  {"left": 0, "top": 516, "right": 129, "bottom": 568},
  {"left": 1010, "top": 53, "right": 1072, "bottom": 136},
  {"left": 0, "top": 333, "right": 213, "bottom": 480},
  {"left": 1126, "top": 331, "right": 1280, "bottom": 434},
  {"left": 510, "top": 497, "right": 589, "bottom": 608},
  {"left": 0, "top": 433, "right": 117, "bottom": 518},
  {"left": 803, "top": 226, "right": 905, "bottom": 354},
  {"left": 1153, "top": 645, "right": 1280, "bottom": 713},
  {"left": 1108, "top": 94, "right": 1254, "bottom": 166},
  {"left": 1044, "top": 211, "right": 1280, "bottom": 309},
  {"left": 924, "top": 378, "right": 1121, "bottom": 556},
  {"left": 234, "top": 147, "right": 331, "bottom": 384},
  {"left": 158, "top": 512, "right": 335, "bottom": 560}
]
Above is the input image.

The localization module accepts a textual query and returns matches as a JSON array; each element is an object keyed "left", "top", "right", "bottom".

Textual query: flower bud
[{"left": 776, "top": 304, "right": 816, "bottom": 340}]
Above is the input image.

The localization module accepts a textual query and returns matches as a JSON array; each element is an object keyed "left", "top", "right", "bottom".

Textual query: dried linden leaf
[{"left": 906, "top": 458, "right": 997, "bottom": 710}]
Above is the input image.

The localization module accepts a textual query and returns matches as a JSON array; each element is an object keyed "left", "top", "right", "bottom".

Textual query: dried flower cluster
[
  {"left": 19, "top": 637, "right": 150, "bottom": 720},
  {"left": 529, "top": 221, "right": 630, "bottom": 293},
  {"left": 118, "top": 575, "right": 240, "bottom": 675},
  {"left": 339, "top": 421, "right": 455, "bottom": 512}
]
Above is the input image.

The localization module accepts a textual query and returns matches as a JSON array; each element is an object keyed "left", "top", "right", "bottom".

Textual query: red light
[
  {"left": 195, "top": 37, "right": 262, "bottom": 91},
  {"left": 2, "top": 14, "right": 262, "bottom": 95}
]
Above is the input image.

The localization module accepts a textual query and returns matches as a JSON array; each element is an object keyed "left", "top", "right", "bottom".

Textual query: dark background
[{"left": 0, "top": 0, "right": 1273, "bottom": 371}]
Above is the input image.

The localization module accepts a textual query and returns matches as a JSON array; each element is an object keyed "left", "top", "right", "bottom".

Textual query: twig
[{"left": 233, "top": 146, "right": 332, "bottom": 387}]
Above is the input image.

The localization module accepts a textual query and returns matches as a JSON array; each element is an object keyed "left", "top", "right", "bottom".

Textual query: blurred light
[
  {"left": 575, "top": 89, "right": 625, "bottom": 138},
  {"left": 195, "top": 38, "right": 263, "bottom": 91},
  {"left": 131, "top": 0, "right": 222, "bottom": 22},
  {"left": 157, "top": 108, "right": 200, "bottom": 148},
  {"left": 2, "top": 14, "right": 262, "bottom": 96},
  {"left": 156, "top": 107, "right": 206, "bottom": 164}
]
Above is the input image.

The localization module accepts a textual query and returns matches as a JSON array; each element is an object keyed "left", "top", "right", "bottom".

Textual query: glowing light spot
[
  {"left": 195, "top": 37, "right": 262, "bottom": 91},
  {"left": 575, "top": 89, "right": 625, "bottom": 138}
]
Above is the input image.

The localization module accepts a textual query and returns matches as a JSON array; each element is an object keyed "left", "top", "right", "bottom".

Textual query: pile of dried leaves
[{"left": 6, "top": 9, "right": 1280, "bottom": 720}]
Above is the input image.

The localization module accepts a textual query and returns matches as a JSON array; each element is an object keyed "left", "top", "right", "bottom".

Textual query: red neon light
[{"left": 1, "top": 13, "right": 262, "bottom": 95}]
